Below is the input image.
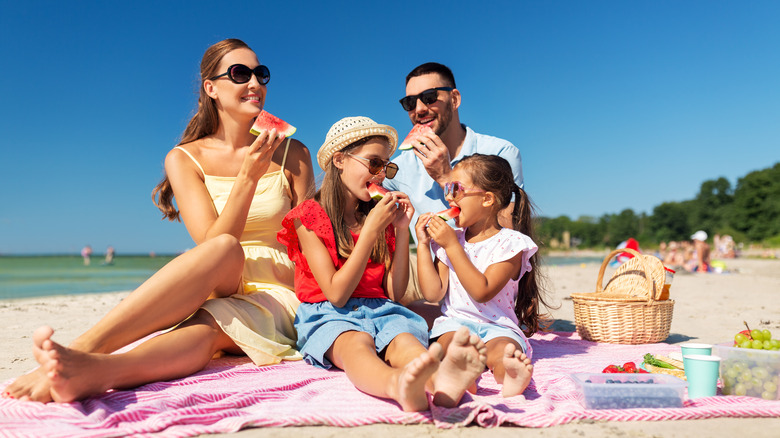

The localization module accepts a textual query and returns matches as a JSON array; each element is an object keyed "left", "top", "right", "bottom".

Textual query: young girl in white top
[{"left": 414, "top": 153, "right": 548, "bottom": 398}]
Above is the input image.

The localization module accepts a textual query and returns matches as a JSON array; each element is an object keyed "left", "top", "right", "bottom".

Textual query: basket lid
[{"left": 570, "top": 248, "right": 667, "bottom": 302}]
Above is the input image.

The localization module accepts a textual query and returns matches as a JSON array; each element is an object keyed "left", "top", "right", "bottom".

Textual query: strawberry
[
  {"left": 603, "top": 365, "right": 621, "bottom": 373},
  {"left": 623, "top": 362, "right": 637, "bottom": 373}
]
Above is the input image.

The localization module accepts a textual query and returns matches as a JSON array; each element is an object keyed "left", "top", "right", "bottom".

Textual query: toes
[{"left": 32, "top": 326, "right": 54, "bottom": 349}]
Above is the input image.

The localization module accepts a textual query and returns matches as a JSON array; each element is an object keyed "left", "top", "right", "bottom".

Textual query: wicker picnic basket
[{"left": 570, "top": 248, "right": 674, "bottom": 344}]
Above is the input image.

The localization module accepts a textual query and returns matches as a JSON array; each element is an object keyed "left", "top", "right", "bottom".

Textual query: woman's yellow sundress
[{"left": 174, "top": 140, "right": 302, "bottom": 365}]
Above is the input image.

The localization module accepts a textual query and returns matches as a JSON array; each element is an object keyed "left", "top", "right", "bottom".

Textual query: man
[
  {"left": 385, "top": 62, "right": 524, "bottom": 237},
  {"left": 385, "top": 62, "right": 524, "bottom": 310}
]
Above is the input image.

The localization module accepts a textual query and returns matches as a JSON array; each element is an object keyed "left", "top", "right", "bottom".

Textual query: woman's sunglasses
[
  {"left": 399, "top": 87, "right": 454, "bottom": 111},
  {"left": 444, "top": 181, "right": 485, "bottom": 200},
  {"left": 347, "top": 154, "right": 398, "bottom": 179},
  {"left": 210, "top": 64, "right": 271, "bottom": 85}
]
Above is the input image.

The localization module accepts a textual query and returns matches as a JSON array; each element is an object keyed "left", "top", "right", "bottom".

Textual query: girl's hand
[
  {"left": 241, "top": 128, "right": 286, "bottom": 181},
  {"left": 414, "top": 213, "right": 434, "bottom": 245},
  {"left": 364, "top": 192, "right": 399, "bottom": 236},
  {"left": 390, "top": 192, "right": 414, "bottom": 229},
  {"left": 426, "top": 215, "right": 458, "bottom": 250}
]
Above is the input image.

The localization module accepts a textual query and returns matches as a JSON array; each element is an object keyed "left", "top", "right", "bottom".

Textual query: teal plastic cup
[
  {"left": 684, "top": 354, "right": 721, "bottom": 399},
  {"left": 680, "top": 343, "right": 712, "bottom": 357}
]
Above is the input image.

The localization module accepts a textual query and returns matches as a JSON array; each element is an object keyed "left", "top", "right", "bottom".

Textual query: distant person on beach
[
  {"left": 414, "top": 154, "right": 547, "bottom": 398},
  {"left": 80, "top": 245, "right": 92, "bottom": 266},
  {"left": 277, "top": 116, "right": 486, "bottom": 411},
  {"left": 104, "top": 246, "right": 115, "bottom": 265},
  {"left": 3, "top": 38, "right": 314, "bottom": 403},
  {"left": 384, "top": 62, "right": 524, "bottom": 320},
  {"left": 686, "top": 230, "right": 711, "bottom": 273}
]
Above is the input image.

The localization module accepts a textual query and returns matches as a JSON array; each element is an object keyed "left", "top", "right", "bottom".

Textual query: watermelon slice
[
  {"left": 398, "top": 124, "right": 433, "bottom": 150},
  {"left": 435, "top": 207, "right": 460, "bottom": 221},
  {"left": 367, "top": 182, "right": 389, "bottom": 200},
  {"left": 250, "top": 110, "right": 296, "bottom": 137}
]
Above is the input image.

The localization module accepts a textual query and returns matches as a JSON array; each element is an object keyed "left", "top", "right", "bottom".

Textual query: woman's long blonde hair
[
  {"left": 315, "top": 136, "right": 392, "bottom": 268},
  {"left": 151, "top": 38, "right": 251, "bottom": 221}
]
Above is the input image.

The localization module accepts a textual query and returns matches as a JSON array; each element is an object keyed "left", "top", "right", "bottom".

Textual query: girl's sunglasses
[
  {"left": 347, "top": 154, "right": 398, "bottom": 179},
  {"left": 444, "top": 181, "right": 485, "bottom": 200},
  {"left": 399, "top": 87, "right": 454, "bottom": 111},
  {"left": 210, "top": 64, "right": 271, "bottom": 85}
]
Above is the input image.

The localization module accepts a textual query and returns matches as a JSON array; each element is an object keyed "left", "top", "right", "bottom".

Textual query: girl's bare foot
[
  {"left": 433, "top": 326, "right": 487, "bottom": 407},
  {"left": 395, "top": 343, "right": 442, "bottom": 412},
  {"left": 500, "top": 342, "right": 533, "bottom": 398},
  {"left": 34, "top": 326, "right": 112, "bottom": 403}
]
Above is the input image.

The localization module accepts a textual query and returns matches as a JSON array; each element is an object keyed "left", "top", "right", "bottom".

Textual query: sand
[{"left": 2, "top": 255, "right": 779, "bottom": 437}]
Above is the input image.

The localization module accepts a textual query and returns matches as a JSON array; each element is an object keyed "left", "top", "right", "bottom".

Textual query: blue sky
[{"left": 1, "top": 1, "right": 778, "bottom": 255}]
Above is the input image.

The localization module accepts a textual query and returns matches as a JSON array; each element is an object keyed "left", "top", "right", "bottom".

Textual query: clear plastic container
[
  {"left": 571, "top": 372, "right": 686, "bottom": 409},
  {"left": 714, "top": 343, "right": 780, "bottom": 400}
]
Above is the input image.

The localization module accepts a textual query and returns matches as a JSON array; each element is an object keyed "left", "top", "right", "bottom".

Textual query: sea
[
  {"left": 0, "top": 255, "right": 177, "bottom": 300},
  {"left": 0, "top": 253, "right": 605, "bottom": 301}
]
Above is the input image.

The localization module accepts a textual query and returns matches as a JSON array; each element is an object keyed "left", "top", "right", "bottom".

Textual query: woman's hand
[
  {"left": 426, "top": 215, "right": 458, "bottom": 250},
  {"left": 414, "top": 213, "right": 434, "bottom": 245},
  {"left": 240, "top": 128, "right": 286, "bottom": 181}
]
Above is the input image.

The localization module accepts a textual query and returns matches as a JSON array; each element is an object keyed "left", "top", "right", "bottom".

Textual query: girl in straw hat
[
  {"left": 278, "top": 116, "right": 487, "bottom": 411},
  {"left": 5, "top": 39, "right": 314, "bottom": 403}
]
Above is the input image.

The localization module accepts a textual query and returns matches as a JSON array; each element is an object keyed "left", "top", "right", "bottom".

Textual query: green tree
[
  {"left": 730, "top": 163, "right": 780, "bottom": 241},
  {"left": 649, "top": 201, "right": 691, "bottom": 242}
]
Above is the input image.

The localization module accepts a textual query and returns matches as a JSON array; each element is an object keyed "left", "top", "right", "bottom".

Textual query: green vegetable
[{"left": 643, "top": 353, "right": 676, "bottom": 369}]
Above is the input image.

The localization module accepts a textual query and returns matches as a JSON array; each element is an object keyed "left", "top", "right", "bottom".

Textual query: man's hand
[{"left": 412, "top": 130, "right": 451, "bottom": 187}]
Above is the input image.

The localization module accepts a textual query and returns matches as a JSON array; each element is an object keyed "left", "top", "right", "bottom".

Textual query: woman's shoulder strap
[
  {"left": 173, "top": 146, "right": 206, "bottom": 175},
  {"left": 280, "top": 137, "right": 292, "bottom": 171}
]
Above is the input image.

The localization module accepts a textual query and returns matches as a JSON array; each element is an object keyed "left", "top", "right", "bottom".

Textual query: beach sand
[{"left": 2, "top": 256, "right": 779, "bottom": 437}]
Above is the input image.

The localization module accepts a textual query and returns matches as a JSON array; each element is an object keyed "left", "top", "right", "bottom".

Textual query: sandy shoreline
[{"left": 2, "top": 256, "right": 780, "bottom": 436}]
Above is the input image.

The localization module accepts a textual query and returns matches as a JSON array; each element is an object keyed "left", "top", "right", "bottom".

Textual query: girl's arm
[
  {"left": 427, "top": 217, "right": 523, "bottom": 303},
  {"left": 414, "top": 213, "right": 449, "bottom": 302},
  {"left": 385, "top": 193, "right": 413, "bottom": 302},
  {"left": 167, "top": 130, "right": 288, "bottom": 244},
  {"left": 296, "top": 196, "right": 399, "bottom": 308}
]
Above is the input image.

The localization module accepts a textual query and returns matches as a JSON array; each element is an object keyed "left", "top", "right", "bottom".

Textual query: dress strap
[
  {"left": 174, "top": 146, "right": 206, "bottom": 175},
  {"left": 280, "top": 137, "right": 291, "bottom": 171}
]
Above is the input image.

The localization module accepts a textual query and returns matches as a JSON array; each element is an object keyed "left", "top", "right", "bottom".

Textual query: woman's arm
[
  {"left": 284, "top": 139, "right": 315, "bottom": 208},
  {"left": 167, "top": 131, "right": 288, "bottom": 244}
]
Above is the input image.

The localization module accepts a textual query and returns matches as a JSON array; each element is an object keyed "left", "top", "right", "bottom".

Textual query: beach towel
[{"left": 2, "top": 331, "right": 779, "bottom": 437}]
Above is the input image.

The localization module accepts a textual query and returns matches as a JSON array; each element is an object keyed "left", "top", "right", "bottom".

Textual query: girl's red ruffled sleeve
[{"left": 277, "top": 200, "right": 339, "bottom": 270}]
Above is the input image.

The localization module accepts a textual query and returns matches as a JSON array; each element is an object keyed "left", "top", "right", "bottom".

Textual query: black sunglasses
[
  {"left": 347, "top": 153, "right": 399, "bottom": 179},
  {"left": 399, "top": 87, "right": 453, "bottom": 111},
  {"left": 210, "top": 64, "right": 271, "bottom": 85}
]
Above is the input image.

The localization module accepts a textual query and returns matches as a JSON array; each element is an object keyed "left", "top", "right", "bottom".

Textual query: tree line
[{"left": 536, "top": 162, "right": 780, "bottom": 249}]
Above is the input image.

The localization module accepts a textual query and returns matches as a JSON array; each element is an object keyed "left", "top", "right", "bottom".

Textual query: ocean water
[
  {"left": 0, "top": 254, "right": 605, "bottom": 301},
  {"left": 0, "top": 255, "right": 176, "bottom": 300}
]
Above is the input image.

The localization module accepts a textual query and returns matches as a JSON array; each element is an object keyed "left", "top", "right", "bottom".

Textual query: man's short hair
[{"left": 405, "top": 62, "right": 456, "bottom": 88}]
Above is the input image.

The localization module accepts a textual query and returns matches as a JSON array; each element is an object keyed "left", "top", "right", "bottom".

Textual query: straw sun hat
[{"left": 317, "top": 116, "right": 398, "bottom": 170}]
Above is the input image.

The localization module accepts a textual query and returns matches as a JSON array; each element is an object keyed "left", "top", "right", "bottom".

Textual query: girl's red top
[{"left": 277, "top": 199, "right": 396, "bottom": 303}]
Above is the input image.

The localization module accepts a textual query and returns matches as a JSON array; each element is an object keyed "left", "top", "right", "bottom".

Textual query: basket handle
[{"left": 595, "top": 248, "right": 658, "bottom": 302}]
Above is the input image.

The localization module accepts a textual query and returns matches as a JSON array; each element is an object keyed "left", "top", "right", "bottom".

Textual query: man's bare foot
[
  {"left": 395, "top": 343, "right": 442, "bottom": 412},
  {"left": 34, "top": 326, "right": 112, "bottom": 403},
  {"left": 432, "top": 326, "right": 487, "bottom": 407},
  {"left": 500, "top": 343, "right": 533, "bottom": 398}
]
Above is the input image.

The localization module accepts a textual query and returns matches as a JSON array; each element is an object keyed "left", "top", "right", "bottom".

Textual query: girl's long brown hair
[
  {"left": 315, "top": 136, "right": 392, "bottom": 267},
  {"left": 456, "top": 153, "right": 552, "bottom": 336},
  {"left": 151, "top": 38, "right": 251, "bottom": 221}
]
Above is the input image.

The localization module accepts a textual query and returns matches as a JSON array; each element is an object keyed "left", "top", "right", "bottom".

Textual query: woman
[{"left": 3, "top": 38, "right": 314, "bottom": 403}]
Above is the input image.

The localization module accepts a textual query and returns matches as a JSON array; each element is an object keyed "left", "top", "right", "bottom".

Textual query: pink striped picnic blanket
[{"left": 2, "top": 331, "right": 779, "bottom": 437}]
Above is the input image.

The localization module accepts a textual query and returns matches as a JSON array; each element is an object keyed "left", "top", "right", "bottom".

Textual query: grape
[
  {"left": 764, "top": 381, "right": 778, "bottom": 393},
  {"left": 771, "top": 339, "right": 780, "bottom": 350},
  {"left": 751, "top": 329, "right": 764, "bottom": 341},
  {"left": 735, "top": 333, "right": 749, "bottom": 344},
  {"left": 740, "top": 340, "right": 753, "bottom": 349},
  {"left": 734, "top": 383, "right": 748, "bottom": 396},
  {"left": 753, "top": 367, "right": 770, "bottom": 380},
  {"left": 751, "top": 340, "right": 764, "bottom": 349},
  {"left": 762, "top": 329, "right": 772, "bottom": 341},
  {"left": 762, "top": 391, "right": 777, "bottom": 400}
]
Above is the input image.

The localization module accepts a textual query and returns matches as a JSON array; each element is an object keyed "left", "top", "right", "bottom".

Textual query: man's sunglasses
[
  {"left": 399, "top": 87, "right": 454, "bottom": 111},
  {"left": 210, "top": 64, "right": 271, "bottom": 85},
  {"left": 347, "top": 154, "right": 398, "bottom": 179},
  {"left": 444, "top": 181, "right": 485, "bottom": 200}
]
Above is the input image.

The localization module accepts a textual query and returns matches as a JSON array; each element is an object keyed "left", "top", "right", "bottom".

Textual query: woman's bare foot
[
  {"left": 2, "top": 326, "right": 58, "bottom": 402},
  {"left": 34, "top": 326, "right": 112, "bottom": 403},
  {"left": 432, "top": 326, "right": 487, "bottom": 407},
  {"left": 394, "top": 343, "right": 442, "bottom": 412},
  {"left": 500, "top": 342, "right": 533, "bottom": 398}
]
